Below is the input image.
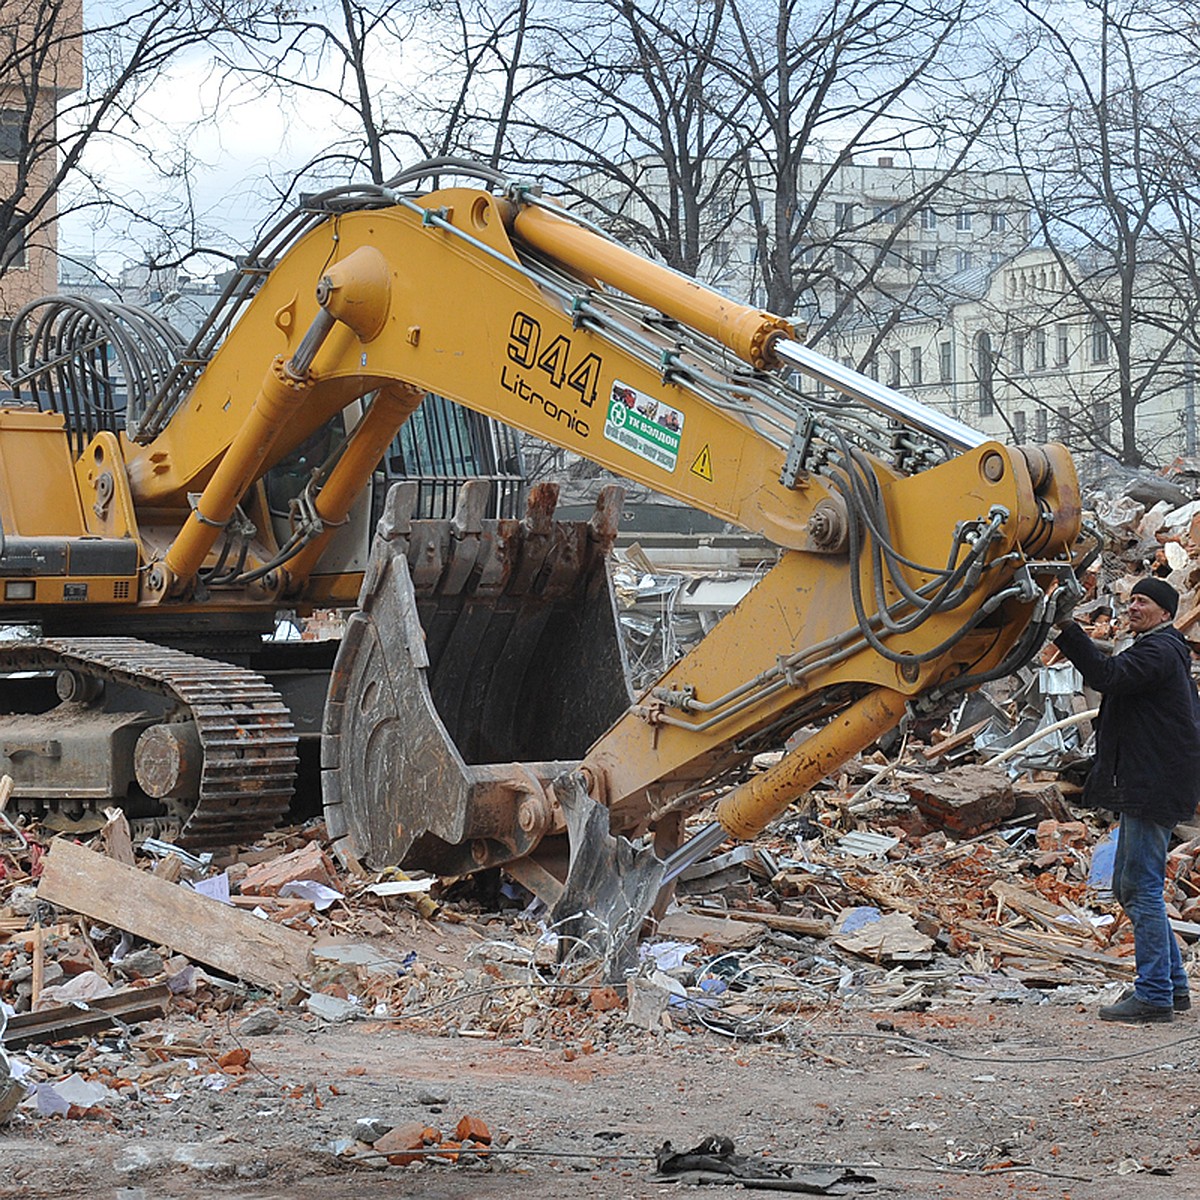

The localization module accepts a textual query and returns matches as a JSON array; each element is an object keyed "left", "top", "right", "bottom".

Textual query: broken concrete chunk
[
  {"left": 625, "top": 974, "right": 672, "bottom": 1029},
  {"left": 236, "top": 1008, "right": 281, "bottom": 1037},
  {"left": 1012, "top": 781, "right": 1075, "bottom": 823},
  {"left": 34, "top": 969, "right": 114, "bottom": 1008},
  {"left": 353, "top": 1116, "right": 394, "bottom": 1143},
  {"left": 115, "top": 947, "right": 165, "bottom": 980},
  {"left": 303, "top": 991, "right": 362, "bottom": 1022}
]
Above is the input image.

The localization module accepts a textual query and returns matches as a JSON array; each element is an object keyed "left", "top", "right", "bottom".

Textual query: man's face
[{"left": 1129, "top": 592, "right": 1171, "bottom": 632}]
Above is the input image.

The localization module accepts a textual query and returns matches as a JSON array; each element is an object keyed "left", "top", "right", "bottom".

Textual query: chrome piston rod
[{"left": 774, "top": 338, "right": 987, "bottom": 452}]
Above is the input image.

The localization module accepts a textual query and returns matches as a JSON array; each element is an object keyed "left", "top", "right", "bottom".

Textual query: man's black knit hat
[{"left": 1131, "top": 576, "right": 1179, "bottom": 618}]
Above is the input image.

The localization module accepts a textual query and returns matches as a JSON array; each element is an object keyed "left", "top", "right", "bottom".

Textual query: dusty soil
[{"left": 5, "top": 922, "right": 1200, "bottom": 1200}]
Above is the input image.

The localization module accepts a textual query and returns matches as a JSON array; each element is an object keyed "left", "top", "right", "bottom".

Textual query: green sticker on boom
[{"left": 604, "top": 382, "right": 683, "bottom": 472}]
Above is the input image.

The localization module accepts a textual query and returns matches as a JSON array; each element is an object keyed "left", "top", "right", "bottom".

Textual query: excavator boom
[{"left": 0, "top": 164, "right": 1083, "bottom": 911}]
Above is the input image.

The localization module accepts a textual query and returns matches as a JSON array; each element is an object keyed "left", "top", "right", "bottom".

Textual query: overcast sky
[{"left": 58, "top": 39, "right": 347, "bottom": 280}]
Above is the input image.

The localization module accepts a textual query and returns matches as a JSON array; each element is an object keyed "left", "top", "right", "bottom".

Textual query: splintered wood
[{"left": 37, "top": 837, "right": 312, "bottom": 989}]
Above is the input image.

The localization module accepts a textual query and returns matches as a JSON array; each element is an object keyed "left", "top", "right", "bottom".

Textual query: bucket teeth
[{"left": 323, "top": 483, "right": 631, "bottom": 872}]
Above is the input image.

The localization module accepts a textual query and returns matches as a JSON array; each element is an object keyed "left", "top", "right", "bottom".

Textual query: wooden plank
[
  {"left": 101, "top": 807, "right": 136, "bottom": 866},
  {"left": 31, "top": 922, "right": 43, "bottom": 1007},
  {"left": 988, "top": 880, "right": 1075, "bottom": 926},
  {"left": 917, "top": 718, "right": 991, "bottom": 763},
  {"left": 691, "top": 905, "right": 831, "bottom": 939},
  {"left": 3, "top": 983, "right": 170, "bottom": 1050},
  {"left": 38, "top": 837, "right": 311, "bottom": 990},
  {"left": 957, "top": 918, "right": 1133, "bottom": 976}
]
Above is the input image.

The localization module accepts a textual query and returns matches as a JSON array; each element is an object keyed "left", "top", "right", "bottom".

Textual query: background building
[
  {"left": 0, "top": 0, "right": 82, "bottom": 373},
  {"left": 824, "top": 246, "right": 1197, "bottom": 468}
]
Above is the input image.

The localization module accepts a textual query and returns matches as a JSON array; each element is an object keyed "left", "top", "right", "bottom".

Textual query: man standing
[{"left": 1055, "top": 577, "right": 1200, "bottom": 1023}]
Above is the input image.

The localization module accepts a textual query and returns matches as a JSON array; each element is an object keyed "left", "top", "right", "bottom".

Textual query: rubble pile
[{"left": 3, "top": 468, "right": 1200, "bottom": 1180}]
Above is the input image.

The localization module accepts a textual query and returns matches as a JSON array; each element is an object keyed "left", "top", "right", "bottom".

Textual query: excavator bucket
[{"left": 322, "top": 478, "right": 634, "bottom": 881}]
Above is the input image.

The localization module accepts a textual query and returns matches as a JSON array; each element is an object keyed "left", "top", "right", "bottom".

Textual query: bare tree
[
  {"left": 501, "top": 0, "right": 1016, "bottom": 379},
  {"left": 0, "top": 0, "right": 279, "bottom": 310},
  {"left": 508, "top": 0, "right": 744, "bottom": 277},
  {"left": 996, "top": 0, "right": 1200, "bottom": 465}
]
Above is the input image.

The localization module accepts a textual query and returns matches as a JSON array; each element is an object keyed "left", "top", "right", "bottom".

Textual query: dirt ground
[{"left": 5, "top": 912, "right": 1200, "bottom": 1200}]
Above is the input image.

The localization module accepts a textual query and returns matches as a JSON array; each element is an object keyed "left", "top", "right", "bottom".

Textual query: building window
[
  {"left": 1, "top": 218, "right": 26, "bottom": 271},
  {"left": 1013, "top": 410, "right": 1026, "bottom": 441},
  {"left": 1013, "top": 331, "right": 1026, "bottom": 372},
  {"left": 834, "top": 202, "right": 855, "bottom": 229},
  {"left": 874, "top": 205, "right": 897, "bottom": 224},
  {"left": 1056, "top": 323, "right": 1070, "bottom": 366},
  {"left": 910, "top": 345, "right": 923, "bottom": 386},
  {"left": 955, "top": 250, "right": 973, "bottom": 271},
  {"left": 711, "top": 240, "right": 731, "bottom": 268},
  {"left": 956, "top": 210, "right": 973, "bottom": 232},
  {"left": 1091, "top": 320, "right": 1110, "bottom": 363},
  {"left": 990, "top": 212, "right": 1007, "bottom": 234},
  {"left": 920, "top": 248, "right": 938, "bottom": 269},
  {"left": 1034, "top": 328, "right": 1047, "bottom": 371},
  {"left": 920, "top": 208, "right": 937, "bottom": 230},
  {"left": 975, "top": 331, "right": 995, "bottom": 416},
  {"left": 866, "top": 355, "right": 879, "bottom": 381},
  {"left": 1057, "top": 405, "right": 1071, "bottom": 440},
  {"left": 0, "top": 110, "right": 22, "bottom": 162},
  {"left": 887, "top": 349, "right": 901, "bottom": 387},
  {"left": 1034, "top": 407, "right": 1047, "bottom": 441},
  {"left": 1095, "top": 400, "right": 1110, "bottom": 435},
  {"left": 939, "top": 340, "right": 953, "bottom": 383}
]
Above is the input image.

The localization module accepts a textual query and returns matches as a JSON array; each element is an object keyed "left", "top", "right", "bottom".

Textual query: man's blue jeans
[{"left": 1112, "top": 815, "right": 1189, "bottom": 1007}]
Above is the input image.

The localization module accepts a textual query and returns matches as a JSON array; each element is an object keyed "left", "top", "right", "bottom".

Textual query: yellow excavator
[{"left": 0, "top": 159, "right": 1084, "bottom": 924}]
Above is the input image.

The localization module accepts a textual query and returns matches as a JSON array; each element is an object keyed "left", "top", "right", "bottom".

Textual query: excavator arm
[{"left": 0, "top": 164, "right": 1083, "bottom": 902}]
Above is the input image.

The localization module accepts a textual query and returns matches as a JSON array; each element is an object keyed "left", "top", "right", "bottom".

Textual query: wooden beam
[
  {"left": 3, "top": 983, "right": 170, "bottom": 1050},
  {"left": 38, "top": 837, "right": 311, "bottom": 990},
  {"left": 690, "top": 905, "right": 832, "bottom": 938}
]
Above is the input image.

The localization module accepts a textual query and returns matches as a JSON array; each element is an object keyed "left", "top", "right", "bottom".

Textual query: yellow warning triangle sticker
[{"left": 689, "top": 444, "right": 713, "bottom": 481}]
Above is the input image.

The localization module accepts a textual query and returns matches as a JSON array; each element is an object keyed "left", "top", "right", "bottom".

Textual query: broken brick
[
  {"left": 453, "top": 1113, "right": 492, "bottom": 1142},
  {"left": 374, "top": 1121, "right": 439, "bottom": 1165},
  {"left": 588, "top": 985, "right": 623, "bottom": 1013},
  {"left": 1035, "top": 820, "right": 1090, "bottom": 851},
  {"left": 239, "top": 841, "right": 339, "bottom": 896},
  {"left": 218, "top": 1048, "right": 250, "bottom": 1073},
  {"left": 907, "top": 765, "right": 1015, "bottom": 836}
]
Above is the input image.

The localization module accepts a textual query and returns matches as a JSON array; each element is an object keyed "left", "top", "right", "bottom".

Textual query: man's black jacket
[{"left": 1054, "top": 621, "right": 1200, "bottom": 826}]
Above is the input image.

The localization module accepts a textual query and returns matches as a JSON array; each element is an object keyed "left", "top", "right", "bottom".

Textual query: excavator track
[{"left": 3, "top": 637, "right": 298, "bottom": 848}]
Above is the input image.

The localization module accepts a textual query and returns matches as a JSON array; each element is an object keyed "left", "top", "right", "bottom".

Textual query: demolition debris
[{"left": 2, "top": 467, "right": 1200, "bottom": 1192}]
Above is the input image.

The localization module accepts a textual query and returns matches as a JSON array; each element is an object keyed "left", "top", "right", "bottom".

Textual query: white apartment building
[
  {"left": 820, "top": 247, "right": 1197, "bottom": 465},
  {"left": 579, "top": 154, "right": 1034, "bottom": 314},
  {"left": 716, "top": 155, "right": 1034, "bottom": 314}
]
